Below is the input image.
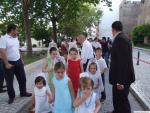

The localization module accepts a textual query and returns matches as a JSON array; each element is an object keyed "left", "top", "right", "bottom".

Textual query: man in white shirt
[
  {"left": 0, "top": 33, "right": 7, "bottom": 93},
  {"left": 0, "top": 24, "right": 32, "bottom": 104},
  {"left": 77, "top": 32, "right": 94, "bottom": 71},
  {"left": 92, "top": 37, "right": 102, "bottom": 50}
]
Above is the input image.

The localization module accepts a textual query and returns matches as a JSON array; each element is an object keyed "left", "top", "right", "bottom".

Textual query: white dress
[
  {"left": 75, "top": 92, "right": 97, "bottom": 113},
  {"left": 34, "top": 87, "right": 51, "bottom": 113}
]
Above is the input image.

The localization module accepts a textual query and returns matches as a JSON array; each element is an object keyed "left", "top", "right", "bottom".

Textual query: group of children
[{"left": 31, "top": 44, "right": 107, "bottom": 113}]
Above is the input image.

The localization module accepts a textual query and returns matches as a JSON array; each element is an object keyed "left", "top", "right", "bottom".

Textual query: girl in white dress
[
  {"left": 74, "top": 76, "right": 101, "bottom": 113},
  {"left": 32, "top": 76, "right": 52, "bottom": 113},
  {"left": 86, "top": 58, "right": 104, "bottom": 99}
]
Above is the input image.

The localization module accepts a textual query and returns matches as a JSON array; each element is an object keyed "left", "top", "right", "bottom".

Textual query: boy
[{"left": 95, "top": 47, "right": 107, "bottom": 102}]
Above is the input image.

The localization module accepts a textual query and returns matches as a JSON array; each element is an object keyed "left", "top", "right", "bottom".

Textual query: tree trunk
[
  {"left": 22, "top": 0, "right": 32, "bottom": 56},
  {"left": 52, "top": 19, "right": 57, "bottom": 43}
]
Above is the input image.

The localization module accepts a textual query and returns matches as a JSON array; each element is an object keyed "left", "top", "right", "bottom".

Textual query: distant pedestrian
[
  {"left": 77, "top": 32, "right": 94, "bottom": 71},
  {"left": 0, "top": 33, "right": 7, "bottom": 93},
  {"left": 0, "top": 24, "right": 32, "bottom": 104},
  {"left": 107, "top": 21, "right": 135, "bottom": 113},
  {"left": 95, "top": 47, "right": 107, "bottom": 102}
]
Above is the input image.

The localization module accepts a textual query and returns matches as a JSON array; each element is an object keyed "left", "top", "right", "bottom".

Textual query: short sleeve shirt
[{"left": 0, "top": 34, "right": 20, "bottom": 61}]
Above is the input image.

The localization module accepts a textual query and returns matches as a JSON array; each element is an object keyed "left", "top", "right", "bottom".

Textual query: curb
[
  {"left": 130, "top": 86, "right": 150, "bottom": 110},
  {"left": 134, "top": 47, "right": 150, "bottom": 52}
]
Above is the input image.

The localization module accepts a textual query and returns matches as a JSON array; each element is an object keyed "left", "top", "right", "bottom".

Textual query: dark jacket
[{"left": 109, "top": 32, "right": 135, "bottom": 85}]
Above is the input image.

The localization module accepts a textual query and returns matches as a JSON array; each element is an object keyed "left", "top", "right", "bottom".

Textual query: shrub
[{"left": 131, "top": 24, "right": 150, "bottom": 45}]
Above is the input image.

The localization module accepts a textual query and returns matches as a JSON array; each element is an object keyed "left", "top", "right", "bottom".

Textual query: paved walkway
[
  {"left": 130, "top": 48, "right": 150, "bottom": 110},
  {"left": 100, "top": 70, "right": 144, "bottom": 113},
  {"left": 0, "top": 59, "right": 45, "bottom": 113}
]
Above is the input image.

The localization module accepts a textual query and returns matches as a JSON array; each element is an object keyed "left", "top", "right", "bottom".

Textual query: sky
[{"left": 99, "top": 0, "right": 141, "bottom": 38}]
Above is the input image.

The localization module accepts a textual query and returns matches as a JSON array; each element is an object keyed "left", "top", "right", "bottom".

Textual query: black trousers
[
  {"left": 4, "top": 59, "right": 26, "bottom": 99},
  {"left": 0, "top": 59, "right": 5, "bottom": 89},
  {"left": 83, "top": 59, "right": 90, "bottom": 72},
  {"left": 101, "top": 73, "right": 106, "bottom": 100},
  {"left": 112, "top": 85, "right": 131, "bottom": 113}
]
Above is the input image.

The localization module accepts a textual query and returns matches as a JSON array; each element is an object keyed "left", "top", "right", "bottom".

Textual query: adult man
[
  {"left": 108, "top": 21, "right": 135, "bottom": 113},
  {"left": 0, "top": 24, "right": 32, "bottom": 104},
  {"left": 0, "top": 32, "right": 7, "bottom": 93},
  {"left": 77, "top": 32, "right": 94, "bottom": 71}
]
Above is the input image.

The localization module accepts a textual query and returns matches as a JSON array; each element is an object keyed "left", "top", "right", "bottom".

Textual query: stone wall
[
  {"left": 119, "top": 0, "right": 141, "bottom": 35},
  {"left": 138, "top": 0, "right": 150, "bottom": 24}
]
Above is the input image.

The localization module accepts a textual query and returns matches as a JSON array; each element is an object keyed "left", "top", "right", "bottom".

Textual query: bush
[{"left": 131, "top": 24, "right": 150, "bottom": 45}]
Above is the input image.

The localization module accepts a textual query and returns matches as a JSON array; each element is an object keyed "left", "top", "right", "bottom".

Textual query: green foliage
[
  {"left": 0, "top": 0, "right": 111, "bottom": 43},
  {"left": 131, "top": 24, "right": 150, "bottom": 44}
]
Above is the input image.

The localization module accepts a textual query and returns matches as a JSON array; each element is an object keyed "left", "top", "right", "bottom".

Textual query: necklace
[{"left": 84, "top": 92, "right": 93, "bottom": 108}]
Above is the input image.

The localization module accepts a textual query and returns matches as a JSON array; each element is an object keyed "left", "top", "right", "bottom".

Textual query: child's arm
[
  {"left": 68, "top": 79, "right": 75, "bottom": 101},
  {"left": 98, "top": 75, "right": 104, "bottom": 92},
  {"left": 73, "top": 95, "right": 86, "bottom": 107},
  {"left": 80, "top": 61, "right": 84, "bottom": 73},
  {"left": 94, "top": 98, "right": 101, "bottom": 113},
  {"left": 42, "top": 62, "right": 48, "bottom": 72},
  {"left": 29, "top": 94, "right": 35, "bottom": 111},
  {"left": 46, "top": 89, "right": 52, "bottom": 104}
]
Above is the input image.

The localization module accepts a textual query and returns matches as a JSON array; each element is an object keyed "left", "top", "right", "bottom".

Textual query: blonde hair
[{"left": 80, "top": 77, "right": 94, "bottom": 89}]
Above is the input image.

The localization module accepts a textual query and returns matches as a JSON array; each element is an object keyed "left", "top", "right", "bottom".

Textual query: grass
[
  {"left": 21, "top": 51, "right": 47, "bottom": 65},
  {"left": 136, "top": 44, "right": 150, "bottom": 50}
]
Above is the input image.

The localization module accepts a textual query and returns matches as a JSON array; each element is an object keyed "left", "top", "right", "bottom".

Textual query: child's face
[
  {"left": 36, "top": 81, "right": 44, "bottom": 89},
  {"left": 70, "top": 51, "right": 78, "bottom": 60},
  {"left": 50, "top": 51, "right": 58, "bottom": 59},
  {"left": 89, "top": 64, "right": 97, "bottom": 74},
  {"left": 55, "top": 68, "right": 65, "bottom": 79},
  {"left": 81, "top": 86, "right": 92, "bottom": 97},
  {"left": 96, "top": 50, "right": 102, "bottom": 58}
]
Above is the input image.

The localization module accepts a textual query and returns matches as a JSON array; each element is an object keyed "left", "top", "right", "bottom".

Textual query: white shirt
[
  {"left": 34, "top": 87, "right": 51, "bottom": 113},
  {"left": 75, "top": 92, "right": 97, "bottom": 113},
  {"left": 81, "top": 40, "right": 94, "bottom": 64},
  {"left": 92, "top": 41, "right": 102, "bottom": 49},
  {"left": 96, "top": 57, "right": 107, "bottom": 74},
  {"left": 68, "top": 41, "right": 77, "bottom": 50},
  {"left": 0, "top": 34, "right": 20, "bottom": 61}
]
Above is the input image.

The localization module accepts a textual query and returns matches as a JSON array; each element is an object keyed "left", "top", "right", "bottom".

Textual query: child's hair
[
  {"left": 69, "top": 47, "right": 78, "bottom": 54},
  {"left": 35, "top": 76, "right": 46, "bottom": 86},
  {"left": 54, "top": 62, "right": 65, "bottom": 71},
  {"left": 80, "top": 77, "right": 94, "bottom": 89},
  {"left": 89, "top": 62, "right": 97, "bottom": 71},
  {"left": 49, "top": 47, "right": 57, "bottom": 54},
  {"left": 95, "top": 47, "right": 102, "bottom": 53}
]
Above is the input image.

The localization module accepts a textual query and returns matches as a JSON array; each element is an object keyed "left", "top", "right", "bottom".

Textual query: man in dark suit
[{"left": 107, "top": 21, "right": 135, "bottom": 113}]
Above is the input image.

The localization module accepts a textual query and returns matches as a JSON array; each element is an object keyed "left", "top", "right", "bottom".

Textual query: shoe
[
  {"left": 8, "top": 98, "right": 14, "bottom": 104},
  {"left": 20, "top": 92, "right": 32, "bottom": 97},
  {"left": 0, "top": 89, "right": 7, "bottom": 93}
]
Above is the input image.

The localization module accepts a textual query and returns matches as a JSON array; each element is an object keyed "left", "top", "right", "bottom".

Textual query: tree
[
  {"left": 22, "top": 0, "right": 32, "bottom": 56},
  {"left": 58, "top": 4, "right": 102, "bottom": 37}
]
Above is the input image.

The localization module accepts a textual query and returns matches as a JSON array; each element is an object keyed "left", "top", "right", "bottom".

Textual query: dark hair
[
  {"left": 80, "top": 77, "right": 94, "bottom": 89},
  {"left": 102, "top": 37, "right": 106, "bottom": 40},
  {"left": 54, "top": 62, "right": 65, "bottom": 71},
  {"left": 94, "top": 37, "right": 98, "bottom": 41},
  {"left": 35, "top": 76, "right": 46, "bottom": 86},
  {"left": 89, "top": 62, "right": 97, "bottom": 71},
  {"left": 49, "top": 47, "right": 57, "bottom": 54},
  {"left": 112, "top": 21, "right": 123, "bottom": 31},
  {"left": 80, "top": 32, "right": 87, "bottom": 38},
  {"left": 69, "top": 47, "right": 78, "bottom": 54},
  {"left": 7, "top": 24, "right": 18, "bottom": 33},
  {"left": 95, "top": 47, "right": 102, "bottom": 52}
]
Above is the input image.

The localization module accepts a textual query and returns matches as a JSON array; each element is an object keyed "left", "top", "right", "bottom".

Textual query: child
[
  {"left": 67, "top": 47, "right": 84, "bottom": 96},
  {"left": 52, "top": 62, "right": 74, "bottom": 113},
  {"left": 74, "top": 76, "right": 101, "bottom": 113},
  {"left": 86, "top": 59, "right": 104, "bottom": 99},
  {"left": 32, "top": 76, "right": 52, "bottom": 113},
  {"left": 95, "top": 47, "right": 107, "bottom": 102}
]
